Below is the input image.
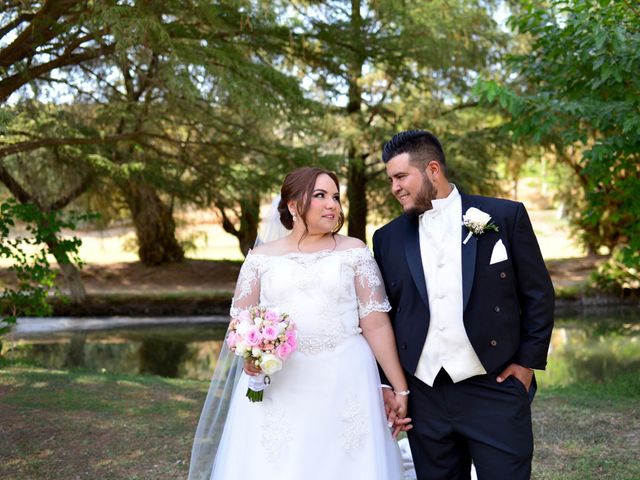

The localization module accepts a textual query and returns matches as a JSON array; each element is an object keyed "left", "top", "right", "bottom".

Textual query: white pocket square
[{"left": 489, "top": 239, "right": 508, "bottom": 265}]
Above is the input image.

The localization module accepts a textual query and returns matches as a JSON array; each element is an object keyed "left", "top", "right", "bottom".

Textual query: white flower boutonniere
[{"left": 462, "top": 207, "right": 499, "bottom": 245}]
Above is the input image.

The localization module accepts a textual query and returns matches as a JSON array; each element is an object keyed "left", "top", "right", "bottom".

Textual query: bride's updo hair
[{"left": 278, "top": 167, "right": 344, "bottom": 233}]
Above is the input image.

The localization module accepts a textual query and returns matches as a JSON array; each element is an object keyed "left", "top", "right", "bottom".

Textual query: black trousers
[{"left": 407, "top": 369, "right": 535, "bottom": 480}]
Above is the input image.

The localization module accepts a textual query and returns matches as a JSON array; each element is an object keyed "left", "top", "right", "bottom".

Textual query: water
[{"left": 2, "top": 309, "right": 639, "bottom": 386}]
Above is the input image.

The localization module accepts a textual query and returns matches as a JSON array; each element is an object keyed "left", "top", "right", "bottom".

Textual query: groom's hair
[{"left": 382, "top": 130, "right": 447, "bottom": 173}]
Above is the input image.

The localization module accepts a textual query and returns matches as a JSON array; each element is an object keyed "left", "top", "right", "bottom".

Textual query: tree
[
  {"left": 475, "top": 0, "right": 640, "bottom": 290},
  {"left": 0, "top": 199, "right": 86, "bottom": 348},
  {"left": 2, "top": 1, "right": 310, "bottom": 261},
  {"left": 0, "top": 106, "right": 96, "bottom": 301},
  {"left": 276, "top": 0, "right": 506, "bottom": 240}
]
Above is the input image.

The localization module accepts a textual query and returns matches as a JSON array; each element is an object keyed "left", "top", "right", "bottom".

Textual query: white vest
[{"left": 414, "top": 186, "right": 486, "bottom": 386}]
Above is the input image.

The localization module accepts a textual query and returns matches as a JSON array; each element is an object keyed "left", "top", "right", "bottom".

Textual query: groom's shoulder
[
  {"left": 465, "top": 193, "right": 522, "bottom": 214},
  {"left": 374, "top": 214, "right": 407, "bottom": 240}
]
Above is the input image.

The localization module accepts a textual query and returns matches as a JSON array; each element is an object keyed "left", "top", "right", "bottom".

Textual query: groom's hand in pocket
[{"left": 496, "top": 363, "right": 533, "bottom": 392}]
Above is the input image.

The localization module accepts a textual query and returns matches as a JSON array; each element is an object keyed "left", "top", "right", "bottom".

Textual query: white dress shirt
[{"left": 414, "top": 185, "right": 486, "bottom": 386}]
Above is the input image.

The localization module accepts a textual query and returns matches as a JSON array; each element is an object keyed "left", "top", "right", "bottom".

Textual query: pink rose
[
  {"left": 262, "top": 325, "right": 279, "bottom": 341},
  {"left": 264, "top": 310, "right": 280, "bottom": 322},
  {"left": 226, "top": 331, "right": 239, "bottom": 348},
  {"left": 276, "top": 342, "right": 293, "bottom": 359},
  {"left": 245, "top": 327, "right": 263, "bottom": 347},
  {"left": 237, "top": 309, "right": 251, "bottom": 322},
  {"left": 285, "top": 330, "right": 297, "bottom": 349}
]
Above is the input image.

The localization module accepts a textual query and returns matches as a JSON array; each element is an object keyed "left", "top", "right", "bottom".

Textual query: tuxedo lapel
[
  {"left": 460, "top": 194, "right": 477, "bottom": 312},
  {"left": 404, "top": 215, "right": 430, "bottom": 308}
]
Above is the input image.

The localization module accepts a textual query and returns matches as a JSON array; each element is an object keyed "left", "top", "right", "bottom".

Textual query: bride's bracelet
[{"left": 380, "top": 384, "right": 410, "bottom": 396}]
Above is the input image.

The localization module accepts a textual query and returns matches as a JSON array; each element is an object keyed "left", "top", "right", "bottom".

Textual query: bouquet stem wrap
[{"left": 246, "top": 374, "right": 271, "bottom": 402}]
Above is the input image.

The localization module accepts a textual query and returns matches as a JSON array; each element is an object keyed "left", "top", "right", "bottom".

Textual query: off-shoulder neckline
[{"left": 247, "top": 246, "right": 370, "bottom": 258}]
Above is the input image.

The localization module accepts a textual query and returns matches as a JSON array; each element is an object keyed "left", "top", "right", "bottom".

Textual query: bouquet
[{"left": 226, "top": 306, "right": 297, "bottom": 402}]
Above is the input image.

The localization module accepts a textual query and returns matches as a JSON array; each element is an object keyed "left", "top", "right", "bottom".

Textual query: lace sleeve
[
  {"left": 353, "top": 248, "right": 392, "bottom": 320},
  {"left": 229, "top": 252, "right": 262, "bottom": 319}
]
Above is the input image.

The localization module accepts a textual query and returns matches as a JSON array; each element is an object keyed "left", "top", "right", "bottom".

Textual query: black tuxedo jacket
[{"left": 372, "top": 193, "right": 555, "bottom": 376}]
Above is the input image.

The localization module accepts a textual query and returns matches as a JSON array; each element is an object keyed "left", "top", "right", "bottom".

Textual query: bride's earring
[{"left": 290, "top": 210, "right": 297, "bottom": 222}]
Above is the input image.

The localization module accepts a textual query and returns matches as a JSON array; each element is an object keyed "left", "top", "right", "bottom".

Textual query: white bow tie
[
  {"left": 423, "top": 208, "right": 442, "bottom": 219},
  {"left": 422, "top": 209, "right": 447, "bottom": 238}
]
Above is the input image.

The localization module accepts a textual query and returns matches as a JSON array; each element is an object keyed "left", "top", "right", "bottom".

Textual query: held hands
[
  {"left": 382, "top": 387, "right": 413, "bottom": 438},
  {"left": 496, "top": 363, "right": 534, "bottom": 392}
]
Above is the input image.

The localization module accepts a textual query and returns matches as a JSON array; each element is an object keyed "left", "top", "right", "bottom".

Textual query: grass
[
  {"left": 531, "top": 372, "right": 640, "bottom": 479},
  {"left": 1, "top": 364, "right": 638, "bottom": 480},
  {"left": 0, "top": 365, "right": 207, "bottom": 479}
]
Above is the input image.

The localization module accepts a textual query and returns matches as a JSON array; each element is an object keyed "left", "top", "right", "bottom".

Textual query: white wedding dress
[{"left": 209, "top": 246, "right": 403, "bottom": 479}]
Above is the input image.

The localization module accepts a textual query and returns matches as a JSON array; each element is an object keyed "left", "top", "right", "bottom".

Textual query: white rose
[
  {"left": 235, "top": 320, "right": 252, "bottom": 336},
  {"left": 259, "top": 354, "right": 283, "bottom": 375},
  {"left": 252, "top": 347, "right": 263, "bottom": 357},
  {"left": 463, "top": 207, "right": 491, "bottom": 226},
  {"left": 234, "top": 340, "right": 248, "bottom": 356}
]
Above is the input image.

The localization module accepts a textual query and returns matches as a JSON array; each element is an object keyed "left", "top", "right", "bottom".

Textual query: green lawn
[{"left": 1, "top": 364, "right": 638, "bottom": 479}]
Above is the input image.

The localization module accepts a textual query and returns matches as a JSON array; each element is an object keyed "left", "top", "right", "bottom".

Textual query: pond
[{"left": 2, "top": 309, "right": 639, "bottom": 387}]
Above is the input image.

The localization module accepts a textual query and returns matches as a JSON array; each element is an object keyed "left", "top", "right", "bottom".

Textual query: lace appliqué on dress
[
  {"left": 340, "top": 395, "right": 370, "bottom": 453},
  {"left": 229, "top": 253, "right": 264, "bottom": 319},
  {"left": 353, "top": 248, "right": 392, "bottom": 318},
  {"left": 260, "top": 403, "right": 292, "bottom": 462}
]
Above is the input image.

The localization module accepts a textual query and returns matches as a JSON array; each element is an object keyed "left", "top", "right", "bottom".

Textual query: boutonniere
[{"left": 462, "top": 207, "right": 499, "bottom": 245}]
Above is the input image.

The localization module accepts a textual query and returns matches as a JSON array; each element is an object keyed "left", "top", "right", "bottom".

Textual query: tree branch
[
  {"left": 0, "top": 42, "right": 116, "bottom": 102},
  {"left": 0, "top": 164, "right": 33, "bottom": 204},
  {"left": 48, "top": 174, "right": 94, "bottom": 211},
  {"left": 622, "top": 0, "right": 640, "bottom": 19},
  {"left": 0, "top": 0, "right": 80, "bottom": 67},
  {"left": 437, "top": 101, "right": 480, "bottom": 117},
  {"left": 0, "top": 132, "right": 138, "bottom": 158},
  {"left": 365, "top": 163, "right": 387, "bottom": 181},
  {"left": 217, "top": 205, "right": 239, "bottom": 237},
  {"left": 0, "top": 12, "right": 36, "bottom": 41}
]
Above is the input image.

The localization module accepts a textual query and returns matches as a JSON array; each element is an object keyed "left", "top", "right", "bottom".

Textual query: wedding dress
[{"left": 208, "top": 246, "right": 403, "bottom": 479}]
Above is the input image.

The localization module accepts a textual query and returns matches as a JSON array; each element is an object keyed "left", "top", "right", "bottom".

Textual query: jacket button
[
  {"left": 490, "top": 340, "right": 497, "bottom": 346},
  {"left": 500, "top": 272, "right": 507, "bottom": 279},
  {"left": 397, "top": 306, "right": 402, "bottom": 313},
  {"left": 494, "top": 306, "right": 501, "bottom": 312},
  {"left": 401, "top": 343, "right": 408, "bottom": 350}
]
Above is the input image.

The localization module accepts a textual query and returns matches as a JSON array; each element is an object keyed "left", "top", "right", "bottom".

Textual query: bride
[{"left": 189, "top": 167, "right": 410, "bottom": 480}]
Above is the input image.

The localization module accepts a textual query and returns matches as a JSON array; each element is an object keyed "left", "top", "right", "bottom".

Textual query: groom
[{"left": 373, "top": 130, "right": 554, "bottom": 479}]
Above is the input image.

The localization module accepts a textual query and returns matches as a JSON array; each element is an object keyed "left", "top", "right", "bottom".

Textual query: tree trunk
[
  {"left": 345, "top": 0, "right": 367, "bottom": 241},
  {"left": 42, "top": 225, "right": 87, "bottom": 303},
  {"left": 56, "top": 258, "right": 87, "bottom": 303},
  {"left": 347, "top": 149, "right": 368, "bottom": 241},
  {"left": 121, "top": 181, "right": 184, "bottom": 265},
  {"left": 219, "top": 194, "right": 261, "bottom": 257}
]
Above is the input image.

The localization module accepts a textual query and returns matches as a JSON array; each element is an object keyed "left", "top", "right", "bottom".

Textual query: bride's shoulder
[
  {"left": 335, "top": 235, "right": 367, "bottom": 251},
  {"left": 250, "top": 237, "right": 289, "bottom": 256}
]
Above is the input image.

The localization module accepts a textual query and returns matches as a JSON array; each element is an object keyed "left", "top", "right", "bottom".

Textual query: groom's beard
[{"left": 406, "top": 173, "right": 437, "bottom": 216}]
